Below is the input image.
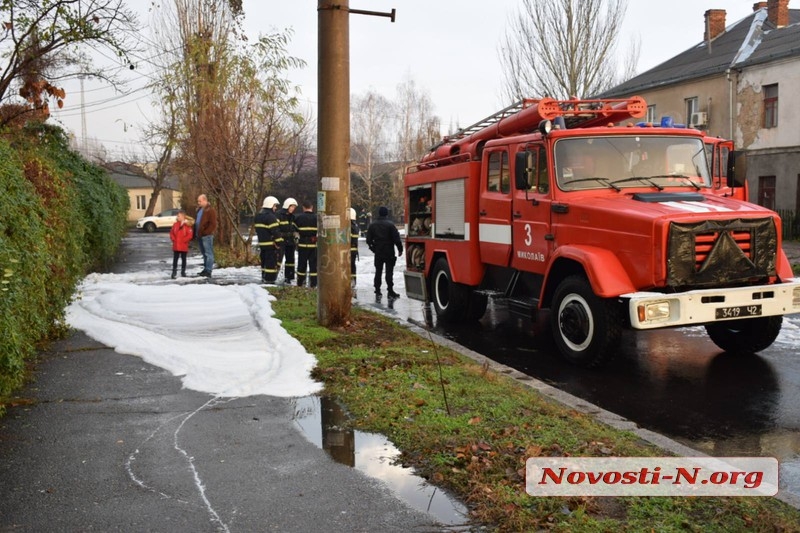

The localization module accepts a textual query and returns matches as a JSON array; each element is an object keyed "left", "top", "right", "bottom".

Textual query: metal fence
[{"left": 777, "top": 210, "right": 799, "bottom": 241}]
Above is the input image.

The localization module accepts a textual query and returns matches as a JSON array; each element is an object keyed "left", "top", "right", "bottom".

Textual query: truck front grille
[
  {"left": 693, "top": 230, "right": 752, "bottom": 271},
  {"left": 667, "top": 218, "right": 777, "bottom": 288}
]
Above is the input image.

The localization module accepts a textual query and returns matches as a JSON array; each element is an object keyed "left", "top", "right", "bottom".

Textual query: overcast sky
[{"left": 48, "top": 0, "right": 766, "bottom": 160}]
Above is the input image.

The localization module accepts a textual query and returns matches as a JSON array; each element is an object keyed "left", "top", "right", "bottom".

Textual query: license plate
[{"left": 715, "top": 304, "right": 762, "bottom": 319}]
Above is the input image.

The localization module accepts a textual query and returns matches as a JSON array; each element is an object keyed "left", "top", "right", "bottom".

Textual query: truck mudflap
[
  {"left": 404, "top": 271, "right": 428, "bottom": 301},
  {"left": 622, "top": 279, "right": 800, "bottom": 329}
]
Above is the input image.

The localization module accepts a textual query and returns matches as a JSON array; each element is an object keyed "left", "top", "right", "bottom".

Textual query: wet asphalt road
[
  {"left": 370, "top": 246, "right": 800, "bottom": 501},
  {"left": 0, "top": 232, "right": 448, "bottom": 533},
  {"left": 111, "top": 231, "right": 800, "bottom": 500}
]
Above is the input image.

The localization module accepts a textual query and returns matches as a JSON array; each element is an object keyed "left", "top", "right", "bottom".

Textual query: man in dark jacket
[
  {"left": 366, "top": 206, "right": 403, "bottom": 298},
  {"left": 194, "top": 194, "right": 218, "bottom": 277},
  {"left": 254, "top": 196, "right": 283, "bottom": 283}
]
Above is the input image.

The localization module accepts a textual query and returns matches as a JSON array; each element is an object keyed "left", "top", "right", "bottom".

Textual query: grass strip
[{"left": 271, "top": 286, "right": 800, "bottom": 532}]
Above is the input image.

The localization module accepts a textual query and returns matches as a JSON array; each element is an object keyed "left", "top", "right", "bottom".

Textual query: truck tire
[
  {"left": 550, "top": 275, "right": 622, "bottom": 367},
  {"left": 704, "top": 315, "right": 782, "bottom": 354},
  {"left": 431, "top": 258, "right": 468, "bottom": 322},
  {"left": 466, "top": 292, "right": 488, "bottom": 321}
]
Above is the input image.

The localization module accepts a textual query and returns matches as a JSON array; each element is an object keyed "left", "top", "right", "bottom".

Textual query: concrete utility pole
[{"left": 316, "top": 2, "right": 395, "bottom": 327}]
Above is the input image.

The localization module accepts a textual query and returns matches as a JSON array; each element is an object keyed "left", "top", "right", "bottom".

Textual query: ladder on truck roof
[
  {"left": 427, "top": 99, "right": 535, "bottom": 153},
  {"left": 420, "top": 96, "right": 647, "bottom": 166},
  {"left": 447, "top": 99, "right": 536, "bottom": 142},
  {"left": 438, "top": 96, "right": 647, "bottom": 146}
]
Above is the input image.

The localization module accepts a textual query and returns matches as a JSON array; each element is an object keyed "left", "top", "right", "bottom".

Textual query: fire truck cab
[{"left": 403, "top": 97, "right": 800, "bottom": 367}]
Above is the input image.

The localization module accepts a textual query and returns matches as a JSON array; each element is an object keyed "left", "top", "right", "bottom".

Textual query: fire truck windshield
[{"left": 554, "top": 135, "right": 711, "bottom": 192}]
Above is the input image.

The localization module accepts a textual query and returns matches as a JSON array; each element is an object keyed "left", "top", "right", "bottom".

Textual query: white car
[{"left": 136, "top": 209, "right": 194, "bottom": 233}]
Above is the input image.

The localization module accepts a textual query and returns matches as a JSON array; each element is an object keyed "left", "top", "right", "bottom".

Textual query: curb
[{"left": 360, "top": 303, "right": 800, "bottom": 510}]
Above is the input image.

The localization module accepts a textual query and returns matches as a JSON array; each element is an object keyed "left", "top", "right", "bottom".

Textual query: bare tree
[
  {"left": 498, "top": 0, "right": 638, "bottom": 101},
  {"left": 138, "top": 90, "right": 180, "bottom": 217},
  {"left": 266, "top": 109, "right": 315, "bottom": 199},
  {"left": 0, "top": 0, "right": 138, "bottom": 126},
  {"left": 392, "top": 76, "right": 440, "bottom": 213},
  {"left": 145, "top": 0, "right": 305, "bottom": 251},
  {"left": 351, "top": 90, "right": 393, "bottom": 217},
  {"left": 395, "top": 75, "right": 440, "bottom": 165}
]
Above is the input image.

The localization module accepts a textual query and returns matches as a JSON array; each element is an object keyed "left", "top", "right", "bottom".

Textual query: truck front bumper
[{"left": 621, "top": 279, "right": 800, "bottom": 329}]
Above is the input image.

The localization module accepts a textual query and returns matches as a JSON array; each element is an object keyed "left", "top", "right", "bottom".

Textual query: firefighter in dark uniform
[
  {"left": 254, "top": 196, "right": 283, "bottom": 283},
  {"left": 277, "top": 197, "right": 298, "bottom": 282},
  {"left": 294, "top": 200, "right": 318, "bottom": 288},
  {"left": 349, "top": 208, "right": 359, "bottom": 289},
  {"left": 366, "top": 206, "right": 402, "bottom": 298}
]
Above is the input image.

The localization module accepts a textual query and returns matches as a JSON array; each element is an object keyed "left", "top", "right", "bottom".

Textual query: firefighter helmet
[
  {"left": 283, "top": 197, "right": 298, "bottom": 209},
  {"left": 263, "top": 196, "right": 279, "bottom": 209}
]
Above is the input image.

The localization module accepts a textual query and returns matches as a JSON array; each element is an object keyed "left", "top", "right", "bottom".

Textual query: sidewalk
[{"left": 0, "top": 232, "right": 448, "bottom": 532}]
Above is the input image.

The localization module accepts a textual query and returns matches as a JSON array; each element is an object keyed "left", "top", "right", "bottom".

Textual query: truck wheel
[
  {"left": 550, "top": 275, "right": 621, "bottom": 367},
  {"left": 431, "top": 258, "right": 468, "bottom": 322},
  {"left": 465, "top": 292, "right": 488, "bottom": 321},
  {"left": 705, "top": 315, "right": 782, "bottom": 354}
]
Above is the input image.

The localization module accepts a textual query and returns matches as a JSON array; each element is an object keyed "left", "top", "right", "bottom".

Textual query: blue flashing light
[
  {"left": 660, "top": 116, "right": 674, "bottom": 128},
  {"left": 636, "top": 122, "right": 649, "bottom": 127},
  {"left": 553, "top": 116, "right": 567, "bottom": 130}
]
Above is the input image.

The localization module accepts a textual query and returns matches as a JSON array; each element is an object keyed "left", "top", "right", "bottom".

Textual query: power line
[{"left": 53, "top": 87, "right": 153, "bottom": 117}]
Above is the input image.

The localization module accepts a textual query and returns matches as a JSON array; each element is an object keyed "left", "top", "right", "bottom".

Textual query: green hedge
[{"left": 0, "top": 124, "right": 128, "bottom": 400}]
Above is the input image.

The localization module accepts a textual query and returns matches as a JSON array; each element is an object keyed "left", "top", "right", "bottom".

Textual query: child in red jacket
[{"left": 169, "top": 210, "right": 194, "bottom": 279}]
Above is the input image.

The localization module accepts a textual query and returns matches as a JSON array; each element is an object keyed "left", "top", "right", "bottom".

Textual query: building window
[
  {"left": 685, "top": 97, "right": 698, "bottom": 125},
  {"left": 486, "top": 151, "right": 510, "bottom": 193},
  {"left": 758, "top": 176, "right": 775, "bottom": 210},
  {"left": 646, "top": 105, "right": 656, "bottom": 123},
  {"left": 136, "top": 195, "right": 147, "bottom": 210},
  {"left": 763, "top": 84, "right": 778, "bottom": 128}
]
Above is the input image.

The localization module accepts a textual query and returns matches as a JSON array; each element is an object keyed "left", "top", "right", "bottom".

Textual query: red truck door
[
  {"left": 706, "top": 138, "right": 749, "bottom": 201},
  {"left": 511, "top": 146, "right": 551, "bottom": 275},
  {"left": 479, "top": 148, "right": 513, "bottom": 266}
]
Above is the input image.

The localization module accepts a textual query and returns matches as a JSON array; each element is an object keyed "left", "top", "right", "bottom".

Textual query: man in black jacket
[{"left": 366, "top": 206, "right": 403, "bottom": 298}]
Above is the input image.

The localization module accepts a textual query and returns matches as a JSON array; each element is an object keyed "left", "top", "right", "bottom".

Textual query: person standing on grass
[
  {"left": 194, "top": 194, "right": 218, "bottom": 277},
  {"left": 169, "top": 210, "right": 193, "bottom": 279},
  {"left": 366, "top": 206, "right": 402, "bottom": 298},
  {"left": 277, "top": 197, "right": 298, "bottom": 283},
  {"left": 255, "top": 196, "right": 283, "bottom": 284},
  {"left": 294, "top": 200, "right": 318, "bottom": 288}
]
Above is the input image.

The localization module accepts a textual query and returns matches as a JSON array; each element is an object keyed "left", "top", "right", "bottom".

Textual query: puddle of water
[
  {"left": 292, "top": 395, "right": 470, "bottom": 527},
  {"left": 782, "top": 458, "right": 800, "bottom": 498}
]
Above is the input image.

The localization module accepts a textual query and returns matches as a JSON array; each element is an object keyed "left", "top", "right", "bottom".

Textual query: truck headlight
[{"left": 637, "top": 301, "right": 671, "bottom": 323}]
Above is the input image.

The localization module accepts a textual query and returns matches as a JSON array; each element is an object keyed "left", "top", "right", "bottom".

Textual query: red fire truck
[{"left": 403, "top": 97, "right": 800, "bottom": 367}]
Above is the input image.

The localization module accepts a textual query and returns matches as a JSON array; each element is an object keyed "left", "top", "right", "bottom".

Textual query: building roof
[
  {"left": 599, "top": 7, "right": 800, "bottom": 97},
  {"left": 103, "top": 161, "right": 180, "bottom": 190}
]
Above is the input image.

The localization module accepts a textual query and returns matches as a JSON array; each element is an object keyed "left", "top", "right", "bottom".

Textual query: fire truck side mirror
[
  {"left": 515, "top": 151, "right": 533, "bottom": 190},
  {"left": 726, "top": 150, "right": 746, "bottom": 189}
]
